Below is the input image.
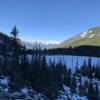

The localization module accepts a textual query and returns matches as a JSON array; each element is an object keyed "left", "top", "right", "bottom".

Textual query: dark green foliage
[
  {"left": 78, "top": 80, "right": 85, "bottom": 96},
  {"left": 63, "top": 68, "right": 71, "bottom": 87},
  {"left": 87, "top": 81, "right": 95, "bottom": 100},
  {"left": 71, "top": 74, "right": 77, "bottom": 93},
  {"left": 27, "top": 45, "right": 100, "bottom": 57},
  {"left": 94, "top": 83, "right": 99, "bottom": 100},
  {"left": 79, "top": 58, "right": 100, "bottom": 80},
  {"left": 10, "top": 26, "right": 22, "bottom": 64}
]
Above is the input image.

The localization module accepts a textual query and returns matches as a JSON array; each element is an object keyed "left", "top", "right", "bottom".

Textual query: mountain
[
  {"left": 22, "top": 40, "right": 60, "bottom": 49},
  {"left": 59, "top": 26, "right": 100, "bottom": 47},
  {"left": 0, "top": 32, "right": 60, "bottom": 50}
]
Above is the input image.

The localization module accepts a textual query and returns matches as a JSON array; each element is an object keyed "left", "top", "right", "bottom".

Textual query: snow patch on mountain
[
  {"left": 88, "top": 31, "right": 93, "bottom": 33},
  {"left": 80, "top": 32, "right": 88, "bottom": 38},
  {"left": 89, "top": 34, "right": 95, "bottom": 38},
  {"left": 80, "top": 31, "right": 94, "bottom": 39}
]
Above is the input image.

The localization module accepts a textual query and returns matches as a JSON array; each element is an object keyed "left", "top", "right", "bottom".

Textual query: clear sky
[{"left": 0, "top": 0, "right": 100, "bottom": 42}]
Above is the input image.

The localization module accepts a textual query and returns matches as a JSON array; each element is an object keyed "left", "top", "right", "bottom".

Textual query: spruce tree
[
  {"left": 94, "top": 83, "right": 99, "bottom": 100},
  {"left": 10, "top": 26, "right": 22, "bottom": 65},
  {"left": 71, "top": 74, "right": 77, "bottom": 94},
  {"left": 87, "top": 81, "right": 95, "bottom": 100},
  {"left": 9, "top": 26, "right": 22, "bottom": 89},
  {"left": 79, "top": 80, "right": 85, "bottom": 96}
]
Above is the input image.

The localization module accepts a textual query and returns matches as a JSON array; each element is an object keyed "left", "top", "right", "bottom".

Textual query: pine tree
[
  {"left": 9, "top": 26, "right": 23, "bottom": 89},
  {"left": 79, "top": 80, "right": 85, "bottom": 96},
  {"left": 80, "top": 60, "right": 87, "bottom": 76},
  {"left": 87, "top": 57, "right": 92, "bottom": 78},
  {"left": 71, "top": 74, "right": 77, "bottom": 93},
  {"left": 94, "top": 83, "right": 99, "bottom": 100},
  {"left": 39, "top": 56, "right": 49, "bottom": 90},
  {"left": 84, "top": 80, "right": 89, "bottom": 96},
  {"left": 87, "top": 81, "right": 95, "bottom": 100},
  {"left": 20, "top": 46, "right": 29, "bottom": 79},
  {"left": 10, "top": 26, "right": 22, "bottom": 65},
  {"left": 63, "top": 68, "right": 72, "bottom": 87}
]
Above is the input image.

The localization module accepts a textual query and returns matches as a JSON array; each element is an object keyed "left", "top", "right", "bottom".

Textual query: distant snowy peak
[
  {"left": 22, "top": 39, "right": 61, "bottom": 49},
  {"left": 23, "top": 40, "right": 61, "bottom": 45}
]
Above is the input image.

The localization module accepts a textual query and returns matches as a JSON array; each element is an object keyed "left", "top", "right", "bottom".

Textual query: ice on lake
[
  {"left": 46, "top": 55, "right": 100, "bottom": 69},
  {"left": 27, "top": 55, "right": 100, "bottom": 70}
]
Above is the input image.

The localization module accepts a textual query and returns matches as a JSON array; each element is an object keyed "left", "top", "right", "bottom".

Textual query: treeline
[
  {"left": 27, "top": 45, "right": 100, "bottom": 57},
  {"left": 0, "top": 26, "right": 100, "bottom": 99}
]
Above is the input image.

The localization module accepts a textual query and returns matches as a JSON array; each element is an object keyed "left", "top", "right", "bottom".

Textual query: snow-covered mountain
[
  {"left": 22, "top": 40, "right": 60, "bottom": 49},
  {"left": 59, "top": 26, "right": 100, "bottom": 47}
]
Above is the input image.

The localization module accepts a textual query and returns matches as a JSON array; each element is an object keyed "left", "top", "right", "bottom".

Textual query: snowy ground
[
  {"left": 0, "top": 72, "right": 99, "bottom": 99},
  {"left": 0, "top": 75, "right": 90, "bottom": 100},
  {"left": 0, "top": 75, "right": 48, "bottom": 100},
  {"left": 56, "top": 84, "right": 88, "bottom": 100}
]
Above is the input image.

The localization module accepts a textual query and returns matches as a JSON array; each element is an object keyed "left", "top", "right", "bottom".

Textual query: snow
[
  {"left": 3, "top": 88, "right": 9, "bottom": 92},
  {"left": 81, "top": 76, "right": 100, "bottom": 85},
  {"left": 22, "top": 39, "right": 61, "bottom": 45},
  {"left": 72, "top": 95, "right": 88, "bottom": 100},
  {"left": 80, "top": 32, "right": 88, "bottom": 38},
  {"left": 46, "top": 55, "right": 100, "bottom": 70},
  {"left": 88, "top": 31, "right": 92, "bottom": 33},
  {"left": 81, "top": 76, "right": 89, "bottom": 85},
  {"left": 28, "top": 54, "right": 100, "bottom": 70},
  {"left": 0, "top": 76, "right": 48, "bottom": 99},
  {"left": 0, "top": 77, "right": 9, "bottom": 86},
  {"left": 63, "top": 84, "right": 70, "bottom": 92},
  {"left": 89, "top": 34, "right": 95, "bottom": 38},
  {"left": 56, "top": 84, "right": 88, "bottom": 100},
  {"left": 21, "top": 88, "right": 28, "bottom": 94},
  {"left": 0, "top": 66, "right": 99, "bottom": 100},
  {"left": 80, "top": 31, "right": 94, "bottom": 39}
]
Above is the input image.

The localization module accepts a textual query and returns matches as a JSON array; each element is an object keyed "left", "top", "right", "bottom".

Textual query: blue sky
[{"left": 0, "top": 0, "right": 100, "bottom": 42}]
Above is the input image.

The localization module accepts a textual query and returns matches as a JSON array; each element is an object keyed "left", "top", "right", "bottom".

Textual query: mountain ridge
[
  {"left": 22, "top": 40, "right": 60, "bottom": 49},
  {"left": 59, "top": 26, "right": 100, "bottom": 47}
]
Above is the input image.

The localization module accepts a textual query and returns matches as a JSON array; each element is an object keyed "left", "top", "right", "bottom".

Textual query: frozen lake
[
  {"left": 27, "top": 55, "right": 100, "bottom": 70},
  {"left": 46, "top": 55, "right": 100, "bottom": 69}
]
